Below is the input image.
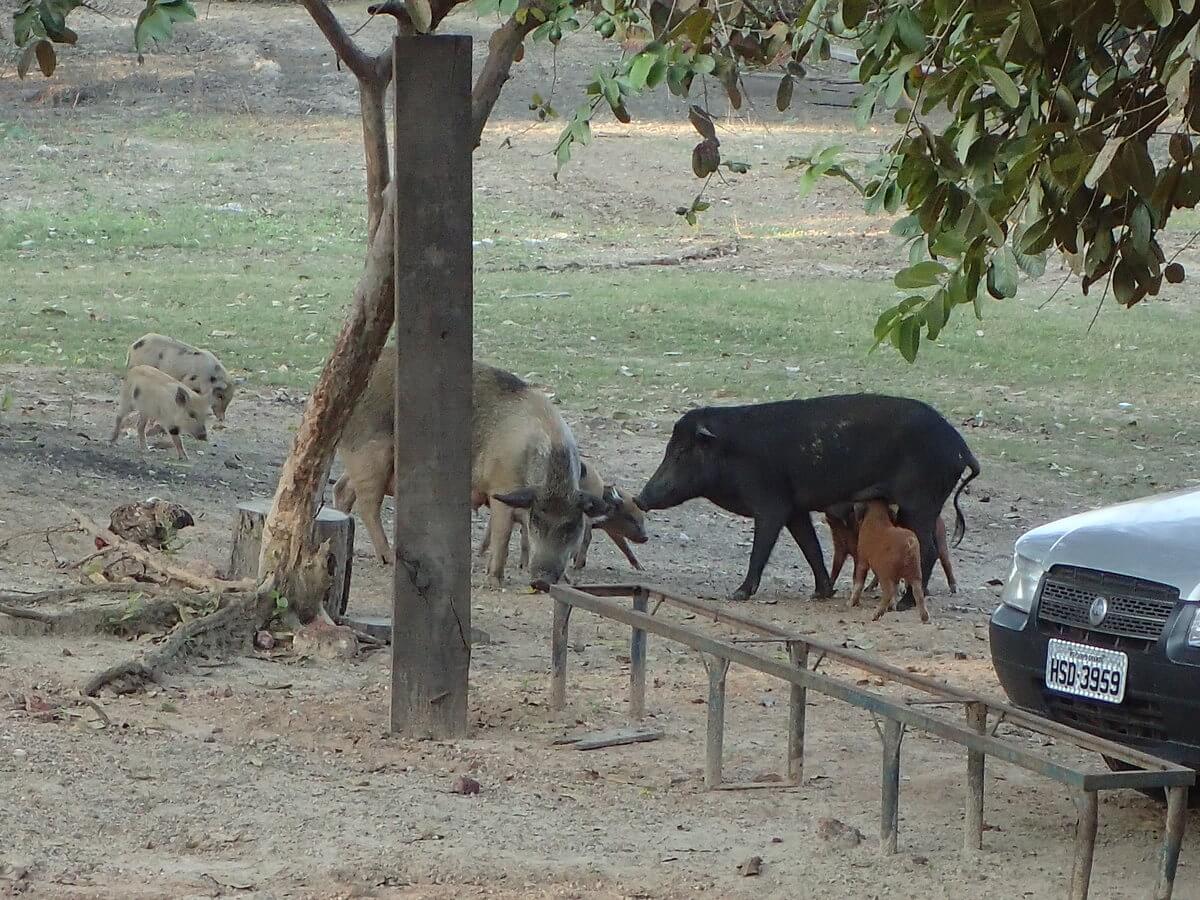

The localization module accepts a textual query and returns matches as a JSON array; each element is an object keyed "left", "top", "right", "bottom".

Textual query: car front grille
[
  {"left": 1042, "top": 691, "right": 1168, "bottom": 743},
  {"left": 1036, "top": 566, "right": 1179, "bottom": 646}
]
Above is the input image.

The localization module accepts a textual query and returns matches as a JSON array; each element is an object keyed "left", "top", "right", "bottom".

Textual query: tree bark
[
  {"left": 257, "top": 186, "right": 396, "bottom": 621},
  {"left": 361, "top": 75, "right": 391, "bottom": 241}
]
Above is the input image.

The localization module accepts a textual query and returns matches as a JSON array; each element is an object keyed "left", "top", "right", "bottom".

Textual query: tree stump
[{"left": 228, "top": 499, "right": 355, "bottom": 618}]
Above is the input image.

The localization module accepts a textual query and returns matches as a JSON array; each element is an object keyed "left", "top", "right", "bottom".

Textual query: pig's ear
[
  {"left": 603, "top": 485, "right": 620, "bottom": 504},
  {"left": 577, "top": 492, "right": 608, "bottom": 519},
  {"left": 695, "top": 423, "right": 716, "bottom": 440},
  {"left": 493, "top": 487, "right": 537, "bottom": 510},
  {"left": 174, "top": 386, "right": 189, "bottom": 406}
]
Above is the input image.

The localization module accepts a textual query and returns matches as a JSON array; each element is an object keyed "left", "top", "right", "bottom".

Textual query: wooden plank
[
  {"left": 390, "top": 34, "right": 474, "bottom": 739},
  {"left": 703, "top": 653, "right": 730, "bottom": 789},
  {"left": 1069, "top": 791, "right": 1099, "bottom": 900},
  {"left": 554, "top": 726, "right": 664, "bottom": 750},
  {"left": 550, "top": 598, "right": 571, "bottom": 710},
  {"left": 630, "top": 587, "right": 648, "bottom": 720},
  {"left": 787, "top": 641, "right": 808, "bottom": 784},
  {"left": 1155, "top": 786, "right": 1188, "bottom": 900},
  {"left": 965, "top": 701, "right": 986, "bottom": 852},
  {"left": 880, "top": 719, "right": 904, "bottom": 854}
]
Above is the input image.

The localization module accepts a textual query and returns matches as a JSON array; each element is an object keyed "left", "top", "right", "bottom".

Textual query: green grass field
[{"left": 4, "top": 111, "right": 1198, "bottom": 504}]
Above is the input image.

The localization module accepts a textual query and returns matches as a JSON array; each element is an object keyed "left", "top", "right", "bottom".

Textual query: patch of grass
[{"left": 4, "top": 109, "right": 1199, "bottom": 506}]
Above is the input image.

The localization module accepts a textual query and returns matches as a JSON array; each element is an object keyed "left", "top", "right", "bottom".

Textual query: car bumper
[{"left": 990, "top": 603, "right": 1200, "bottom": 769}]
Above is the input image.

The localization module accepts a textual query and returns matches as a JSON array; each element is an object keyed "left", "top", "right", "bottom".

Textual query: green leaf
[
  {"left": 776, "top": 74, "right": 794, "bottom": 112},
  {"left": 895, "top": 9, "right": 925, "bottom": 53},
  {"left": 924, "top": 290, "right": 946, "bottom": 337},
  {"left": 955, "top": 113, "right": 978, "bottom": 163},
  {"left": 629, "top": 52, "right": 655, "bottom": 91},
  {"left": 894, "top": 260, "right": 949, "bottom": 289},
  {"left": 498, "top": 0, "right": 518, "bottom": 16},
  {"left": 996, "top": 21, "right": 1018, "bottom": 64},
  {"left": 1017, "top": 216, "right": 1054, "bottom": 255},
  {"left": 13, "top": 4, "right": 42, "bottom": 44},
  {"left": 1129, "top": 202, "right": 1152, "bottom": 253},
  {"left": 890, "top": 214, "right": 922, "bottom": 238},
  {"left": 1145, "top": 0, "right": 1173, "bottom": 26},
  {"left": 1018, "top": 0, "right": 1044, "bottom": 53},
  {"left": 34, "top": 36, "right": 55, "bottom": 75},
  {"left": 17, "top": 41, "right": 39, "bottom": 79},
  {"left": 982, "top": 65, "right": 1019, "bottom": 108},
  {"left": 986, "top": 246, "right": 1019, "bottom": 299},
  {"left": 842, "top": 0, "right": 867, "bottom": 28},
  {"left": 646, "top": 59, "right": 667, "bottom": 89},
  {"left": 692, "top": 54, "right": 716, "bottom": 75},
  {"left": 897, "top": 317, "right": 921, "bottom": 362},
  {"left": 1113, "top": 258, "right": 1139, "bottom": 305},
  {"left": 134, "top": 0, "right": 196, "bottom": 53},
  {"left": 1084, "top": 137, "right": 1124, "bottom": 189}
]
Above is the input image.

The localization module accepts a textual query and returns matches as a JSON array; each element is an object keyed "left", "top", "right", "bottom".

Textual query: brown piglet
[
  {"left": 848, "top": 500, "right": 929, "bottom": 624},
  {"left": 825, "top": 504, "right": 956, "bottom": 594}
]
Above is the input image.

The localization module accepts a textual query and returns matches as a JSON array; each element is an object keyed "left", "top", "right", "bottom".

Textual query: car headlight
[
  {"left": 1001, "top": 552, "right": 1045, "bottom": 614},
  {"left": 1187, "top": 608, "right": 1200, "bottom": 648}
]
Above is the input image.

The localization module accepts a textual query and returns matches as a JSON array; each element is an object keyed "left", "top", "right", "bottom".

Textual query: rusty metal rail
[{"left": 548, "top": 583, "right": 1193, "bottom": 900}]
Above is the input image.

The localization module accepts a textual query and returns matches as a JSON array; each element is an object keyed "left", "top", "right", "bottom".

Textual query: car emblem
[{"left": 1088, "top": 596, "right": 1108, "bottom": 627}]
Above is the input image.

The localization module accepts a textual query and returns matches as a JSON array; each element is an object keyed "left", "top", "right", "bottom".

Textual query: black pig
[{"left": 635, "top": 394, "right": 979, "bottom": 602}]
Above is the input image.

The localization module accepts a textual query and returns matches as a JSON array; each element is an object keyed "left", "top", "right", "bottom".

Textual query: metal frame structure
[{"left": 549, "top": 583, "right": 1193, "bottom": 900}]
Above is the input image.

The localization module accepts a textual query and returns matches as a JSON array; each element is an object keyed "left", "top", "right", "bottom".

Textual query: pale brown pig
[
  {"left": 109, "top": 365, "right": 209, "bottom": 460},
  {"left": 477, "top": 459, "right": 647, "bottom": 572},
  {"left": 332, "top": 353, "right": 606, "bottom": 591},
  {"left": 848, "top": 500, "right": 929, "bottom": 623},
  {"left": 127, "top": 333, "right": 234, "bottom": 422}
]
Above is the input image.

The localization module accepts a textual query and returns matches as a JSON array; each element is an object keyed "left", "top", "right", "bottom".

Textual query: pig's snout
[
  {"left": 531, "top": 578, "right": 552, "bottom": 593},
  {"left": 196, "top": 428, "right": 209, "bottom": 442}
]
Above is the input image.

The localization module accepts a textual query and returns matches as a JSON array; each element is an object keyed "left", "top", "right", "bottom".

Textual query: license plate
[{"left": 1044, "top": 639, "right": 1128, "bottom": 704}]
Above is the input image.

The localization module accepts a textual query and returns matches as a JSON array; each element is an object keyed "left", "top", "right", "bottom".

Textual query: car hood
[{"left": 1015, "top": 487, "right": 1200, "bottom": 600}]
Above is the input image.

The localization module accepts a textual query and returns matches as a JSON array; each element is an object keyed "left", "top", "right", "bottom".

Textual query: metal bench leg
[
  {"left": 964, "top": 701, "right": 986, "bottom": 853},
  {"left": 630, "top": 588, "right": 647, "bottom": 720},
  {"left": 1154, "top": 785, "right": 1188, "bottom": 900},
  {"left": 787, "top": 641, "right": 808, "bottom": 785},
  {"left": 1069, "top": 790, "right": 1098, "bottom": 900},
  {"left": 880, "top": 718, "right": 904, "bottom": 854},
  {"left": 550, "top": 599, "right": 572, "bottom": 710},
  {"left": 702, "top": 653, "right": 730, "bottom": 790}
]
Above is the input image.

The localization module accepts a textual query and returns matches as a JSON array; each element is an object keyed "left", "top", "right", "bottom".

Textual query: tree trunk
[
  {"left": 257, "top": 186, "right": 396, "bottom": 622},
  {"left": 361, "top": 76, "right": 390, "bottom": 242},
  {"left": 232, "top": 499, "right": 355, "bottom": 619}
]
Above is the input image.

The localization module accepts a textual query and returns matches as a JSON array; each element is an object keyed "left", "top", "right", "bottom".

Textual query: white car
[{"left": 989, "top": 487, "right": 1200, "bottom": 771}]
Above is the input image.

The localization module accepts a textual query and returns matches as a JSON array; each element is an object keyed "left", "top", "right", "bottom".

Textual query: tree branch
[
  {"left": 299, "top": 0, "right": 374, "bottom": 80},
  {"left": 472, "top": 15, "right": 538, "bottom": 146}
]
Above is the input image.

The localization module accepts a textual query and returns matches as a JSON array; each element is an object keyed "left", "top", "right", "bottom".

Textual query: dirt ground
[{"left": 2, "top": 3, "right": 1199, "bottom": 899}]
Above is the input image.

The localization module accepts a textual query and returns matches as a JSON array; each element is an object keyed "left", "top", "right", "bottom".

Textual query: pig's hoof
[
  {"left": 871, "top": 611, "right": 884, "bottom": 622},
  {"left": 812, "top": 586, "right": 835, "bottom": 601},
  {"left": 728, "top": 588, "right": 751, "bottom": 603},
  {"left": 486, "top": 575, "right": 504, "bottom": 590},
  {"left": 920, "top": 614, "right": 930, "bottom": 624},
  {"left": 948, "top": 584, "right": 958, "bottom": 594}
]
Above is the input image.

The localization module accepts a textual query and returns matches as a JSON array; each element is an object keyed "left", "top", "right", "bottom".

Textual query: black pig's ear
[{"left": 696, "top": 423, "right": 716, "bottom": 440}]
